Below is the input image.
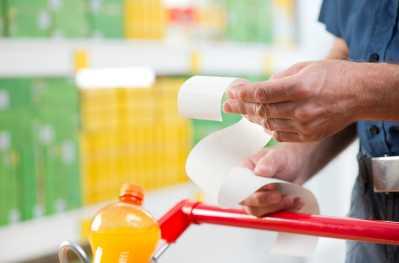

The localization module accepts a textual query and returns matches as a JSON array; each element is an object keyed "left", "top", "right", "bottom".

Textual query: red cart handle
[{"left": 158, "top": 199, "right": 399, "bottom": 245}]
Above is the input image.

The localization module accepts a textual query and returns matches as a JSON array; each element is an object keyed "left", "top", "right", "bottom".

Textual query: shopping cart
[{"left": 59, "top": 199, "right": 399, "bottom": 263}]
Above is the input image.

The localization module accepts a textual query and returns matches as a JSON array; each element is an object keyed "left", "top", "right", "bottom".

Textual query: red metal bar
[
  {"left": 159, "top": 200, "right": 399, "bottom": 246},
  {"left": 158, "top": 200, "right": 197, "bottom": 243}
]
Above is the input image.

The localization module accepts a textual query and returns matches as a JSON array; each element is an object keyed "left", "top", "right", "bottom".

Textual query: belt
[{"left": 358, "top": 148, "right": 399, "bottom": 193}]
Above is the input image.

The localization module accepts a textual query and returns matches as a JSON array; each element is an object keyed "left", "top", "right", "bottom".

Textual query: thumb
[
  {"left": 254, "top": 150, "right": 282, "bottom": 177},
  {"left": 271, "top": 61, "right": 313, "bottom": 80}
]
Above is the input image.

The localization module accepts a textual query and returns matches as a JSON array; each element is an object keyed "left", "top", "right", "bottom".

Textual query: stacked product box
[
  {"left": 0, "top": 77, "right": 80, "bottom": 226},
  {"left": 80, "top": 78, "right": 191, "bottom": 205},
  {"left": 80, "top": 88, "right": 119, "bottom": 203},
  {"left": 124, "top": 0, "right": 166, "bottom": 39},
  {"left": 5, "top": 0, "right": 89, "bottom": 38},
  {"left": 32, "top": 78, "right": 81, "bottom": 216},
  {"left": 0, "top": 0, "right": 4, "bottom": 36},
  {"left": 0, "top": 79, "right": 37, "bottom": 223},
  {"left": 87, "top": 0, "right": 123, "bottom": 38},
  {"left": 50, "top": 0, "right": 89, "bottom": 38},
  {"left": 150, "top": 78, "right": 188, "bottom": 190},
  {"left": 6, "top": 0, "right": 52, "bottom": 37},
  {"left": 0, "top": 111, "right": 33, "bottom": 225},
  {"left": 224, "top": 0, "right": 273, "bottom": 43}
]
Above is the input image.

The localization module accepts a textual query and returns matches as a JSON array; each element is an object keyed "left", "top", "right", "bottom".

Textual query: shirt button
[
  {"left": 389, "top": 126, "right": 399, "bottom": 134},
  {"left": 369, "top": 53, "right": 380, "bottom": 63},
  {"left": 369, "top": 125, "right": 380, "bottom": 135}
]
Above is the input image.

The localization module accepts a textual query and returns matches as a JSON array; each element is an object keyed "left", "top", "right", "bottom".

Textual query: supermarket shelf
[
  {"left": 0, "top": 183, "right": 196, "bottom": 262},
  {"left": 0, "top": 39, "right": 322, "bottom": 77}
]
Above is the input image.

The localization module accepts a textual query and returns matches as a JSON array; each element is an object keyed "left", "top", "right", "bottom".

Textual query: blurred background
[{"left": 0, "top": 0, "right": 358, "bottom": 262}]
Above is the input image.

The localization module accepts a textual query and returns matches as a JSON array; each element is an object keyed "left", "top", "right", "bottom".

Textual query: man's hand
[
  {"left": 240, "top": 144, "right": 310, "bottom": 217},
  {"left": 224, "top": 60, "right": 362, "bottom": 142}
]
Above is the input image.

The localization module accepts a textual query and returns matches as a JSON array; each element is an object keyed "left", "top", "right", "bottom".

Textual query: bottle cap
[{"left": 119, "top": 183, "right": 144, "bottom": 205}]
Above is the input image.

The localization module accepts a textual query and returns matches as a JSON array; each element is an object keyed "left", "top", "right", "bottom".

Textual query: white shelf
[
  {"left": 0, "top": 39, "right": 322, "bottom": 77},
  {"left": 0, "top": 183, "right": 196, "bottom": 262}
]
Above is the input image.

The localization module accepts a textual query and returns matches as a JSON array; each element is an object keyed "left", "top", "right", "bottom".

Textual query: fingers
[
  {"left": 224, "top": 99, "right": 267, "bottom": 117},
  {"left": 224, "top": 100, "right": 304, "bottom": 138},
  {"left": 241, "top": 148, "right": 269, "bottom": 170},
  {"left": 242, "top": 189, "right": 282, "bottom": 207},
  {"left": 228, "top": 78, "right": 298, "bottom": 104},
  {"left": 253, "top": 147, "right": 286, "bottom": 177},
  {"left": 224, "top": 100, "right": 296, "bottom": 120},
  {"left": 243, "top": 195, "right": 304, "bottom": 217}
]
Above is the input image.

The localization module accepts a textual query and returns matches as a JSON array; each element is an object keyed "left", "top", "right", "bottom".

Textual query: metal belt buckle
[{"left": 371, "top": 156, "right": 399, "bottom": 192}]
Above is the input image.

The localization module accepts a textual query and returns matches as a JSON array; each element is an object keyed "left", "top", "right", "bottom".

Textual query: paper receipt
[{"left": 178, "top": 76, "right": 319, "bottom": 257}]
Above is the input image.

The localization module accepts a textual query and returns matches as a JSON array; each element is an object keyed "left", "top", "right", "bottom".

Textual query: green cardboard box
[
  {"left": 32, "top": 78, "right": 80, "bottom": 113},
  {"left": 88, "top": 0, "right": 123, "bottom": 38},
  {"left": 51, "top": 0, "right": 89, "bottom": 37},
  {"left": 0, "top": 77, "right": 80, "bottom": 115},
  {"left": 256, "top": 0, "right": 273, "bottom": 43},
  {"left": 225, "top": 0, "right": 272, "bottom": 43},
  {"left": 6, "top": 0, "right": 52, "bottom": 37},
  {"left": 0, "top": 112, "right": 35, "bottom": 221},
  {"left": 0, "top": 76, "right": 81, "bottom": 223},
  {"left": 2, "top": 148, "right": 20, "bottom": 225},
  {"left": 0, "top": 0, "right": 5, "bottom": 36},
  {"left": 34, "top": 115, "right": 80, "bottom": 215},
  {"left": 61, "top": 138, "right": 81, "bottom": 210},
  {"left": 0, "top": 78, "right": 35, "bottom": 111}
]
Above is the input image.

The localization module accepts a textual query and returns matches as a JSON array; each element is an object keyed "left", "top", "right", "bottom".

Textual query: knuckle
[
  {"left": 267, "top": 104, "right": 275, "bottom": 116},
  {"left": 298, "top": 132, "right": 313, "bottom": 142},
  {"left": 274, "top": 132, "right": 284, "bottom": 142},
  {"left": 254, "top": 103, "right": 265, "bottom": 116},
  {"left": 255, "top": 87, "right": 268, "bottom": 102}
]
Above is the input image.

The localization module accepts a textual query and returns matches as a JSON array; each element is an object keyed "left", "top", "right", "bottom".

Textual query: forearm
[
  {"left": 304, "top": 124, "right": 357, "bottom": 179},
  {"left": 354, "top": 63, "right": 399, "bottom": 121}
]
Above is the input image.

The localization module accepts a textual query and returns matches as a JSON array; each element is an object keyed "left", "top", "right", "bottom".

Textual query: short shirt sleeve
[{"left": 319, "top": 0, "right": 342, "bottom": 38}]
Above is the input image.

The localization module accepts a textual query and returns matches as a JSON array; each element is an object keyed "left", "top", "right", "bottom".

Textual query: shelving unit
[
  {"left": 0, "top": 39, "right": 320, "bottom": 77},
  {"left": 0, "top": 38, "right": 325, "bottom": 262},
  {"left": 0, "top": 183, "right": 196, "bottom": 262}
]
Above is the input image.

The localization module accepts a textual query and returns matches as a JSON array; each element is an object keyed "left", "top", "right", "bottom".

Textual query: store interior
[{"left": 0, "top": 0, "right": 359, "bottom": 262}]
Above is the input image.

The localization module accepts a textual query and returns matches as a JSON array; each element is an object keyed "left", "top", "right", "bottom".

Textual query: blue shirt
[{"left": 319, "top": 0, "right": 399, "bottom": 157}]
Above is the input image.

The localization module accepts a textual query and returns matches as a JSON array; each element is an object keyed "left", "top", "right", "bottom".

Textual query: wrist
[
  {"left": 343, "top": 62, "right": 372, "bottom": 122},
  {"left": 352, "top": 63, "right": 399, "bottom": 121},
  {"left": 278, "top": 142, "right": 319, "bottom": 182}
]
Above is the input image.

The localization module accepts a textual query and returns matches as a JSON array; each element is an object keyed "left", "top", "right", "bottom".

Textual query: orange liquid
[
  {"left": 89, "top": 226, "right": 160, "bottom": 263},
  {"left": 89, "top": 202, "right": 161, "bottom": 263}
]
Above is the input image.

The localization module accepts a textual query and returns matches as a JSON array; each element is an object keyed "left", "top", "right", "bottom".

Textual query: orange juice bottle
[{"left": 89, "top": 184, "right": 161, "bottom": 263}]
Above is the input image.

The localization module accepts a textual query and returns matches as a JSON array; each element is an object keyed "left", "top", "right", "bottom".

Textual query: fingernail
[
  {"left": 265, "top": 184, "right": 276, "bottom": 191},
  {"left": 223, "top": 101, "right": 232, "bottom": 112}
]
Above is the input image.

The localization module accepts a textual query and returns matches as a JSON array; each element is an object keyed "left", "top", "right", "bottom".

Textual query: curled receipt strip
[{"left": 178, "top": 76, "right": 320, "bottom": 257}]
